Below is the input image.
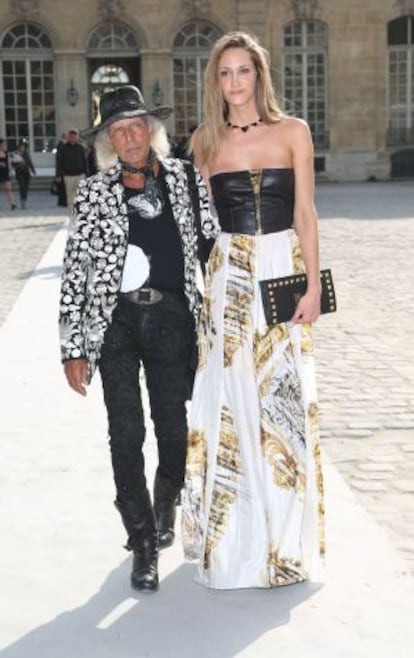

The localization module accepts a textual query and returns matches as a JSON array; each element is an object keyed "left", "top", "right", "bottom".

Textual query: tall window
[
  {"left": 283, "top": 20, "right": 328, "bottom": 149},
  {"left": 173, "top": 21, "right": 221, "bottom": 139},
  {"left": 0, "top": 23, "right": 55, "bottom": 152},
  {"left": 388, "top": 16, "right": 414, "bottom": 144}
]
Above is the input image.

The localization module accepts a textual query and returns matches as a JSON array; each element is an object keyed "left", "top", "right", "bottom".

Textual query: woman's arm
[{"left": 290, "top": 119, "right": 321, "bottom": 324}]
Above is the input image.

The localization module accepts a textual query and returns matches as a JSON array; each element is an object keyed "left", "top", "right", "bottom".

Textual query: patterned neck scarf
[{"left": 120, "top": 148, "right": 164, "bottom": 219}]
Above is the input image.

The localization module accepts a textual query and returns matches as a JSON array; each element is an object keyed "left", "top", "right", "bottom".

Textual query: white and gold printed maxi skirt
[{"left": 182, "top": 228, "right": 325, "bottom": 589}]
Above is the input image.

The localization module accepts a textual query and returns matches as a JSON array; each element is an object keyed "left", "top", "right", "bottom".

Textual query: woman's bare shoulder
[
  {"left": 191, "top": 123, "right": 206, "bottom": 144},
  {"left": 275, "top": 115, "right": 310, "bottom": 135}
]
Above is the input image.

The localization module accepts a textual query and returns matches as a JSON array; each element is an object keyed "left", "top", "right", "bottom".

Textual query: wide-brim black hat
[{"left": 81, "top": 85, "right": 173, "bottom": 137}]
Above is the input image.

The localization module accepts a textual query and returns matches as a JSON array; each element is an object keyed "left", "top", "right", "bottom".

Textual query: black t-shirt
[{"left": 124, "top": 171, "right": 184, "bottom": 291}]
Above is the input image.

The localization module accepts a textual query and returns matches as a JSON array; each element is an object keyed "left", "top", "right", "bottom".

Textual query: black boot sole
[{"left": 131, "top": 570, "right": 159, "bottom": 592}]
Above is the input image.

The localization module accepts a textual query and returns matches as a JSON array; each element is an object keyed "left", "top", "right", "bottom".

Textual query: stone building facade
[{"left": 0, "top": 0, "right": 413, "bottom": 180}]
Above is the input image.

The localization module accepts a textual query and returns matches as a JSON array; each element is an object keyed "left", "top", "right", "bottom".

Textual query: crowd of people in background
[
  {"left": 0, "top": 124, "right": 196, "bottom": 212},
  {"left": 0, "top": 138, "right": 38, "bottom": 210}
]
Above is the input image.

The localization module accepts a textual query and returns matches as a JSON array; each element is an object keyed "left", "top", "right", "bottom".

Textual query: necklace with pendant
[{"left": 226, "top": 117, "right": 262, "bottom": 133}]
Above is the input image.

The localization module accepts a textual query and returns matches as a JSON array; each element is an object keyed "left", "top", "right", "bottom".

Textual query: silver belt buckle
[{"left": 137, "top": 288, "right": 163, "bottom": 304}]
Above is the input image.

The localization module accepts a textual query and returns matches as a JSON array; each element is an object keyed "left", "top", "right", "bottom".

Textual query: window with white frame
[
  {"left": 172, "top": 21, "right": 221, "bottom": 140},
  {"left": 0, "top": 23, "right": 55, "bottom": 152},
  {"left": 388, "top": 16, "right": 414, "bottom": 144},
  {"left": 283, "top": 20, "right": 328, "bottom": 149}
]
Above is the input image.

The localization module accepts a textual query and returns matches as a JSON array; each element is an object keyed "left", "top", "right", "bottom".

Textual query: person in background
[
  {"left": 11, "top": 140, "right": 36, "bottom": 209},
  {"left": 59, "top": 85, "right": 218, "bottom": 592},
  {"left": 54, "top": 133, "right": 68, "bottom": 207},
  {"left": 55, "top": 128, "right": 87, "bottom": 211},
  {"left": 0, "top": 138, "right": 16, "bottom": 210},
  {"left": 85, "top": 138, "right": 98, "bottom": 176},
  {"left": 172, "top": 125, "right": 198, "bottom": 160},
  {"left": 182, "top": 31, "right": 325, "bottom": 590}
]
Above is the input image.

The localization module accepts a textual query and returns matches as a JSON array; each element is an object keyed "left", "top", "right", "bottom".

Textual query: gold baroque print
[
  {"left": 314, "top": 440, "right": 326, "bottom": 556},
  {"left": 267, "top": 547, "right": 305, "bottom": 586},
  {"left": 300, "top": 322, "right": 314, "bottom": 355},
  {"left": 207, "top": 242, "right": 224, "bottom": 277},
  {"left": 223, "top": 235, "right": 255, "bottom": 367},
  {"left": 186, "top": 428, "right": 207, "bottom": 477},
  {"left": 217, "top": 407, "right": 243, "bottom": 474},
  {"left": 254, "top": 324, "right": 289, "bottom": 375},
  {"left": 253, "top": 328, "right": 273, "bottom": 375},
  {"left": 182, "top": 428, "right": 208, "bottom": 560},
  {"left": 308, "top": 402, "right": 326, "bottom": 556},
  {"left": 288, "top": 229, "right": 306, "bottom": 275},
  {"left": 261, "top": 428, "right": 306, "bottom": 491},
  {"left": 197, "top": 294, "right": 215, "bottom": 371},
  {"left": 196, "top": 243, "right": 223, "bottom": 371},
  {"left": 259, "top": 343, "right": 307, "bottom": 457},
  {"left": 204, "top": 405, "right": 242, "bottom": 569}
]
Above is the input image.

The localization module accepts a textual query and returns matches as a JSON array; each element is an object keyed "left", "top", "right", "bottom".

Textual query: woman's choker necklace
[{"left": 226, "top": 117, "right": 262, "bottom": 132}]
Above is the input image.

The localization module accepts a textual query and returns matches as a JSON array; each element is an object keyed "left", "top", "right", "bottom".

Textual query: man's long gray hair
[{"left": 94, "top": 116, "right": 171, "bottom": 170}]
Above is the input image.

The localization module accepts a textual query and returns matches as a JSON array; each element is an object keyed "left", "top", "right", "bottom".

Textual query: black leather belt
[
  {"left": 218, "top": 214, "right": 293, "bottom": 235},
  {"left": 120, "top": 288, "right": 163, "bottom": 305}
]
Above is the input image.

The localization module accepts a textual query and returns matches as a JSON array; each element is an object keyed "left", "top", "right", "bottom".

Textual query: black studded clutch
[{"left": 259, "top": 269, "right": 337, "bottom": 326}]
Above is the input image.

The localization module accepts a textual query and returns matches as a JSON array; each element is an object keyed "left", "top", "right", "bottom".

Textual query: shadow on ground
[
  {"left": 18, "top": 264, "right": 62, "bottom": 281},
  {"left": 0, "top": 561, "right": 320, "bottom": 658}
]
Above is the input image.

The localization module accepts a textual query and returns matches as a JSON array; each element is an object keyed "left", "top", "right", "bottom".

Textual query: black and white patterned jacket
[{"left": 59, "top": 157, "right": 219, "bottom": 380}]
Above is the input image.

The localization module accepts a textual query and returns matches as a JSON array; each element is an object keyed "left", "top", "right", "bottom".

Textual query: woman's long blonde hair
[{"left": 191, "top": 31, "right": 284, "bottom": 167}]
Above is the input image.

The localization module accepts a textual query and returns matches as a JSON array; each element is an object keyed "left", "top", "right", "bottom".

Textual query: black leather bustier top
[{"left": 210, "top": 168, "right": 294, "bottom": 235}]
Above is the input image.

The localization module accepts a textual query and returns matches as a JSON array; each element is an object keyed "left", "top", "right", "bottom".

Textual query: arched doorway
[{"left": 87, "top": 22, "right": 141, "bottom": 131}]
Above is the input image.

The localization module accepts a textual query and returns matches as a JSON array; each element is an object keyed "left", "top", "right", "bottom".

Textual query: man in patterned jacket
[{"left": 59, "top": 86, "right": 218, "bottom": 592}]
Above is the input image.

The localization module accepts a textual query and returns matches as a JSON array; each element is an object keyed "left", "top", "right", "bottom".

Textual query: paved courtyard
[
  {"left": 0, "top": 182, "right": 413, "bottom": 656},
  {"left": 315, "top": 181, "right": 414, "bottom": 574}
]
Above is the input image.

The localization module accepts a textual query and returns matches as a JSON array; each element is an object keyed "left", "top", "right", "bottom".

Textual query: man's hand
[{"left": 64, "top": 359, "right": 89, "bottom": 396}]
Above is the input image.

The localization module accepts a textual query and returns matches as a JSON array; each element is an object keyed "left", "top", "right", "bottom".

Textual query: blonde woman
[{"left": 182, "top": 31, "right": 325, "bottom": 589}]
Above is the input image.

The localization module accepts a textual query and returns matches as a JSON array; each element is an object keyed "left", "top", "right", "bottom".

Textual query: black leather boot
[
  {"left": 131, "top": 530, "right": 159, "bottom": 592},
  {"left": 114, "top": 495, "right": 159, "bottom": 591},
  {"left": 155, "top": 500, "right": 176, "bottom": 549},
  {"left": 153, "top": 472, "right": 180, "bottom": 549}
]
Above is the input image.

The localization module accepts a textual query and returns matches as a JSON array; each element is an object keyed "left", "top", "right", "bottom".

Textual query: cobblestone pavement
[
  {"left": 1, "top": 183, "right": 413, "bottom": 575},
  {"left": 315, "top": 181, "right": 414, "bottom": 575},
  {"left": 0, "top": 194, "right": 67, "bottom": 326}
]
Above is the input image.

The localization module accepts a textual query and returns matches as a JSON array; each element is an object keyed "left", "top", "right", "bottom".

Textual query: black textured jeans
[
  {"left": 99, "top": 292, "right": 194, "bottom": 537},
  {"left": 15, "top": 170, "right": 30, "bottom": 203}
]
